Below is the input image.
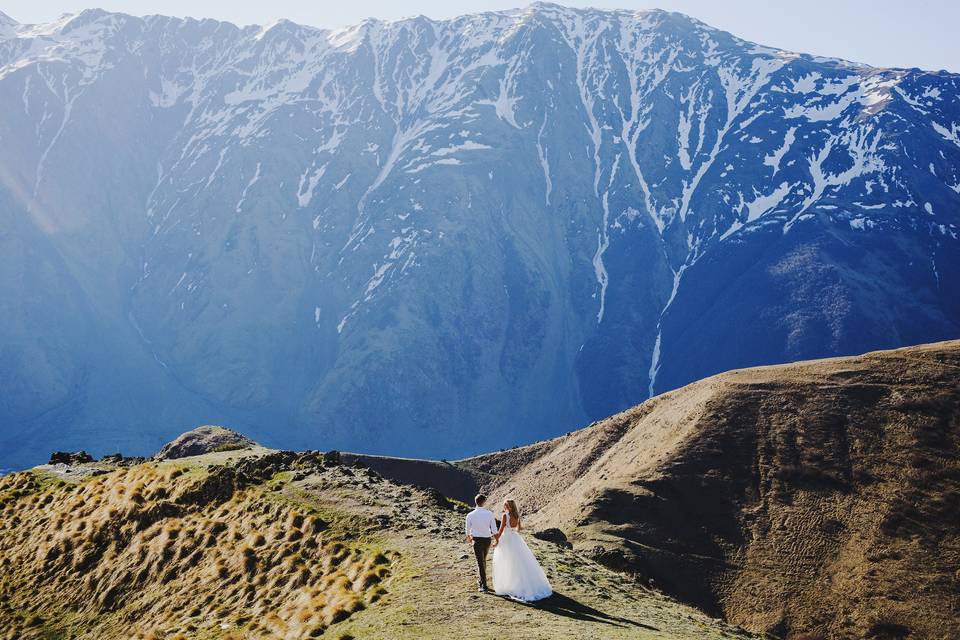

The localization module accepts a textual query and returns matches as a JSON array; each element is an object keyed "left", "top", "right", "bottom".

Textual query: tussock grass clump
[{"left": 0, "top": 464, "right": 395, "bottom": 639}]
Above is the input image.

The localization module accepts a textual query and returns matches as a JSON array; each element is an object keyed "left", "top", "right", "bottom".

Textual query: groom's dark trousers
[{"left": 473, "top": 536, "right": 492, "bottom": 590}]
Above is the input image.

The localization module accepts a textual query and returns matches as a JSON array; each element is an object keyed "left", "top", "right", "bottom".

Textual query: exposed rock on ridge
[{"left": 154, "top": 425, "right": 257, "bottom": 460}]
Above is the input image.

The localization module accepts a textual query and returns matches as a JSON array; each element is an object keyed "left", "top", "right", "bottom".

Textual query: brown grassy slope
[
  {"left": 0, "top": 448, "right": 757, "bottom": 640},
  {"left": 461, "top": 340, "right": 960, "bottom": 639},
  {"left": 0, "top": 456, "right": 391, "bottom": 640}
]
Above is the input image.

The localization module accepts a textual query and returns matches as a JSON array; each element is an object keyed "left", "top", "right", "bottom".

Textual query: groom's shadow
[{"left": 494, "top": 591, "right": 658, "bottom": 630}]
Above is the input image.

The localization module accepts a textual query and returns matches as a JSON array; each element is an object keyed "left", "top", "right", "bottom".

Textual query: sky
[{"left": 3, "top": 0, "right": 959, "bottom": 73}]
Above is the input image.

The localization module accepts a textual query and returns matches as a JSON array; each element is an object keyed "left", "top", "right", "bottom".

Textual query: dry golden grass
[
  {"left": 0, "top": 463, "right": 393, "bottom": 639},
  {"left": 0, "top": 439, "right": 760, "bottom": 640}
]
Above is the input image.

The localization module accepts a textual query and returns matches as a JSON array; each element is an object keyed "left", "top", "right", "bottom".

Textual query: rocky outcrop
[
  {"left": 154, "top": 426, "right": 257, "bottom": 460},
  {"left": 532, "top": 528, "right": 572, "bottom": 549},
  {"left": 48, "top": 451, "right": 94, "bottom": 465}
]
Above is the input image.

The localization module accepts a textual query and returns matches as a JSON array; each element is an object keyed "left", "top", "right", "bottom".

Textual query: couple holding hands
[{"left": 464, "top": 493, "right": 552, "bottom": 602}]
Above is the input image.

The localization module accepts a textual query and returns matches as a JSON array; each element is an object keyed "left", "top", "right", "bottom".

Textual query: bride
[{"left": 492, "top": 499, "right": 552, "bottom": 601}]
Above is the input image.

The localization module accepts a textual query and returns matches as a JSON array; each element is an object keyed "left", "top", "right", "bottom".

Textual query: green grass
[
  {"left": 446, "top": 497, "right": 471, "bottom": 511},
  {"left": 211, "top": 443, "right": 248, "bottom": 453}
]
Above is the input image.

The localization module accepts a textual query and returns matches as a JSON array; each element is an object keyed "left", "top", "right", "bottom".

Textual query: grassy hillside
[
  {"left": 0, "top": 450, "right": 754, "bottom": 639},
  {"left": 0, "top": 453, "right": 390, "bottom": 639},
  {"left": 464, "top": 340, "right": 960, "bottom": 639}
]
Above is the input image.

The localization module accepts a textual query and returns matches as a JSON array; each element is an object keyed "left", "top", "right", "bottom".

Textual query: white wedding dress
[{"left": 492, "top": 512, "right": 552, "bottom": 601}]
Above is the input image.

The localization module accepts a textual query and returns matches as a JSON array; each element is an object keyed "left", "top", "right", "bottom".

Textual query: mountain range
[{"left": 1, "top": 3, "right": 958, "bottom": 468}]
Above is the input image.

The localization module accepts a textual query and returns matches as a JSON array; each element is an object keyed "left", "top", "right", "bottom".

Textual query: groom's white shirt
[{"left": 465, "top": 507, "right": 498, "bottom": 539}]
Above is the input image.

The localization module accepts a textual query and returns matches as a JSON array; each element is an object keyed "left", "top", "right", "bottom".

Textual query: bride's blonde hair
[{"left": 504, "top": 499, "right": 520, "bottom": 523}]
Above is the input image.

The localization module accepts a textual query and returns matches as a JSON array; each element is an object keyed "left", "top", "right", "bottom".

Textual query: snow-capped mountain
[{"left": 1, "top": 4, "right": 958, "bottom": 467}]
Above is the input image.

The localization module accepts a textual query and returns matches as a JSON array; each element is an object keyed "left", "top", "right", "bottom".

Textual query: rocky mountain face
[{"left": 1, "top": 4, "right": 959, "bottom": 467}]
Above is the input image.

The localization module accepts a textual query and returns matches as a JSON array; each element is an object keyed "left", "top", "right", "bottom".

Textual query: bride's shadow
[{"left": 493, "top": 591, "right": 658, "bottom": 630}]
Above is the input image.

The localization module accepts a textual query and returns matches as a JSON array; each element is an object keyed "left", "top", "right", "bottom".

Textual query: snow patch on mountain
[{"left": 0, "top": 3, "right": 958, "bottom": 466}]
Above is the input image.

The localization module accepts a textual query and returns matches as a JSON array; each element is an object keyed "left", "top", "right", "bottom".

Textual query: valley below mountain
[
  {"left": 1, "top": 3, "right": 959, "bottom": 468},
  {"left": 2, "top": 340, "right": 957, "bottom": 639}
]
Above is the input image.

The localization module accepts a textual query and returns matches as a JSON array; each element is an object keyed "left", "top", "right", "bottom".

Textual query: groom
[{"left": 464, "top": 493, "right": 498, "bottom": 592}]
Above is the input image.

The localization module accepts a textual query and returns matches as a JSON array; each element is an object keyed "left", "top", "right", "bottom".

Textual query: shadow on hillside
[{"left": 497, "top": 591, "right": 658, "bottom": 630}]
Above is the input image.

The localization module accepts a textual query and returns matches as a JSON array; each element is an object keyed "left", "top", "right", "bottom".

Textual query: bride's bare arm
[{"left": 495, "top": 511, "right": 508, "bottom": 541}]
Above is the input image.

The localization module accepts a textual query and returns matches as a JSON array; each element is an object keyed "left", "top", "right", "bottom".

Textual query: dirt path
[{"left": 292, "top": 465, "right": 755, "bottom": 640}]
